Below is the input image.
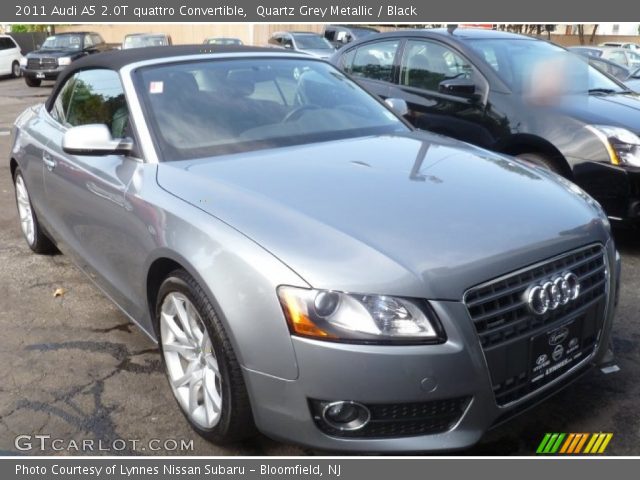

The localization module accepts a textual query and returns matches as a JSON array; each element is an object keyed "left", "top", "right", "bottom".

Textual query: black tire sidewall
[
  {"left": 516, "top": 152, "right": 562, "bottom": 174},
  {"left": 12, "top": 61, "right": 20, "bottom": 78},
  {"left": 25, "top": 76, "right": 41, "bottom": 87},
  {"left": 155, "top": 272, "right": 237, "bottom": 442}
]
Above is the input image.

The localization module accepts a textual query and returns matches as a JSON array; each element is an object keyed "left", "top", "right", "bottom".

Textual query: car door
[
  {"left": 389, "top": 38, "right": 493, "bottom": 147},
  {"left": 0, "top": 37, "right": 12, "bottom": 74},
  {"left": 40, "top": 68, "right": 143, "bottom": 316},
  {"left": 340, "top": 39, "right": 401, "bottom": 100}
]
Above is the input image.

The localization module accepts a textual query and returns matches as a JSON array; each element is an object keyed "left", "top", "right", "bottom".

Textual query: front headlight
[
  {"left": 19, "top": 57, "right": 27, "bottom": 67},
  {"left": 277, "top": 286, "right": 444, "bottom": 344},
  {"left": 57, "top": 57, "right": 72, "bottom": 66},
  {"left": 586, "top": 125, "right": 640, "bottom": 167}
]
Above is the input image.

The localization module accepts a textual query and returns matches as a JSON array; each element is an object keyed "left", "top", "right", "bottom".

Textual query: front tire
[
  {"left": 156, "top": 270, "right": 255, "bottom": 444},
  {"left": 24, "top": 76, "right": 41, "bottom": 87},
  {"left": 516, "top": 152, "right": 563, "bottom": 174},
  {"left": 11, "top": 61, "right": 21, "bottom": 78},
  {"left": 13, "top": 168, "right": 55, "bottom": 254}
]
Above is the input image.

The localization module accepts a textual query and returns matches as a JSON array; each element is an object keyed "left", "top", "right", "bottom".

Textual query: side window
[
  {"left": 336, "top": 30, "right": 349, "bottom": 44},
  {"left": 66, "top": 69, "right": 129, "bottom": 138},
  {"left": 324, "top": 30, "right": 335, "bottom": 42},
  {"left": 608, "top": 51, "right": 628, "bottom": 66},
  {"left": 0, "top": 38, "right": 11, "bottom": 50},
  {"left": 92, "top": 34, "right": 104, "bottom": 45},
  {"left": 400, "top": 40, "right": 474, "bottom": 91},
  {"left": 50, "top": 74, "right": 77, "bottom": 124},
  {"left": 84, "top": 34, "right": 94, "bottom": 48},
  {"left": 283, "top": 36, "right": 293, "bottom": 49},
  {"left": 350, "top": 40, "right": 399, "bottom": 82},
  {"left": 340, "top": 48, "right": 357, "bottom": 71}
]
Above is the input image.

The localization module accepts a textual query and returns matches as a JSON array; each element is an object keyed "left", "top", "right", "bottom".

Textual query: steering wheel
[{"left": 282, "top": 105, "right": 321, "bottom": 123}]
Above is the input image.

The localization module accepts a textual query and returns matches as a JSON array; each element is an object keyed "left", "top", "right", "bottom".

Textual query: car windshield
[
  {"left": 293, "top": 35, "right": 333, "bottom": 50},
  {"left": 468, "top": 39, "right": 627, "bottom": 94},
  {"left": 41, "top": 35, "right": 82, "bottom": 50},
  {"left": 136, "top": 58, "right": 407, "bottom": 161},
  {"left": 124, "top": 35, "right": 168, "bottom": 48}
]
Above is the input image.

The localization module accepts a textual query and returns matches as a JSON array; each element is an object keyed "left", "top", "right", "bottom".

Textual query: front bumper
[
  {"left": 21, "top": 66, "right": 65, "bottom": 80},
  {"left": 242, "top": 244, "right": 619, "bottom": 452},
  {"left": 573, "top": 161, "right": 640, "bottom": 223}
]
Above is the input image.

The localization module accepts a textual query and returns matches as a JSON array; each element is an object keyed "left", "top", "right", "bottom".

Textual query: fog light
[{"left": 321, "top": 401, "right": 370, "bottom": 431}]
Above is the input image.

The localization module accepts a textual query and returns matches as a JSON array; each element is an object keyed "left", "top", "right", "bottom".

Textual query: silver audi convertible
[{"left": 10, "top": 45, "right": 619, "bottom": 452}]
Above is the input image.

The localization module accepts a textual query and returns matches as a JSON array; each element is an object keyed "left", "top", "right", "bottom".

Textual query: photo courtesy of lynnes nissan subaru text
[{"left": 9, "top": 45, "right": 619, "bottom": 452}]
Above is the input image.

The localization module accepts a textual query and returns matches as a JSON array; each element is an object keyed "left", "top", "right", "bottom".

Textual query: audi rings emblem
[{"left": 527, "top": 272, "right": 580, "bottom": 315}]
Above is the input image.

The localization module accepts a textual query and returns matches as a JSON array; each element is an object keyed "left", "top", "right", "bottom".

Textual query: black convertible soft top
[{"left": 45, "top": 45, "right": 298, "bottom": 110}]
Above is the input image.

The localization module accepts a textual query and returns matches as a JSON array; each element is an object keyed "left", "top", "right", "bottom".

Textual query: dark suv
[
  {"left": 331, "top": 28, "right": 640, "bottom": 225},
  {"left": 21, "top": 32, "right": 109, "bottom": 87}
]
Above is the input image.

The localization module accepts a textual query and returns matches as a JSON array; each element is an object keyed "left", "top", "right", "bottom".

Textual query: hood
[
  {"left": 156, "top": 132, "right": 609, "bottom": 300},
  {"left": 554, "top": 92, "right": 640, "bottom": 132},
  {"left": 27, "top": 49, "right": 82, "bottom": 58}
]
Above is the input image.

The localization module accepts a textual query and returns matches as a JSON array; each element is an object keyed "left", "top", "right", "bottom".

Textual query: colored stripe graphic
[
  {"left": 536, "top": 433, "right": 552, "bottom": 454},
  {"left": 537, "top": 433, "right": 613, "bottom": 454}
]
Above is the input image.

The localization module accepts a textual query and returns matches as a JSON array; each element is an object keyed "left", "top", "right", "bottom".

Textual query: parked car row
[{"left": 14, "top": 26, "right": 370, "bottom": 87}]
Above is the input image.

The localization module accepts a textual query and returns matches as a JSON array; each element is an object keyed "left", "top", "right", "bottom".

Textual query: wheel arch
[
  {"left": 497, "top": 134, "right": 573, "bottom": 179},
  {"left": 144, "top": 251, "right": 246, "bottom": 365},
  {"left": 10, "top": 157, "right": 19, "bottom": 179}
]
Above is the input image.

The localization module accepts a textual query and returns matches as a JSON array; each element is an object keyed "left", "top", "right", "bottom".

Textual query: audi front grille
[{"left": 464, "top": 244, "right": 608, "bottom": 406}]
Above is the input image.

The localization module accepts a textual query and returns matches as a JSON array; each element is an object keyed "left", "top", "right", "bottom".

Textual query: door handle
[{"left": 42, "top": 152, "right": 56, "bottom": 170}]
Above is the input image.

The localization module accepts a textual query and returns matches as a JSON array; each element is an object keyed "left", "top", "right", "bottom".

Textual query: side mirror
[
  {"left": 62, "top": 124, "right": 133, "bottom": 156},
  {"left": 284, "top": 43, "right": 293, "bottom": 49},
  {"left": 384, "top": 98, "right": 409, "bottom": 117},
  {"left": 439, "top": 78, "right": 476, "bottom": 97}
]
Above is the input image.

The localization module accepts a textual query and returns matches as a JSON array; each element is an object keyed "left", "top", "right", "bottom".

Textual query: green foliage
[{"left": 9, "top": 24, "right": 51, "bottom": 33}]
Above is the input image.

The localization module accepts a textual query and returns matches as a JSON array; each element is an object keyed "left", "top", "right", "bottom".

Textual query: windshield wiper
[{"left": 588, "top": 88, "right": 625, "bottom": 95}]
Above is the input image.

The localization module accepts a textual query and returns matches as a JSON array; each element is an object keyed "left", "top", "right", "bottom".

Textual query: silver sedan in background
[{"left": 9, "top": 45, "right": 618, "bottom": 452}]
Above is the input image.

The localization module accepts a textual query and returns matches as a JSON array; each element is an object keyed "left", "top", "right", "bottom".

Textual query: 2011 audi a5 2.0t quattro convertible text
[{"left": 10, "top": 45, "right": 619, "bottom": 452}]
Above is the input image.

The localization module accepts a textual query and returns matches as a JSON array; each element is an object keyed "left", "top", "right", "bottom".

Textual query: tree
[{"left": 9, "top": 24, "right": 51, "bottom": 33}]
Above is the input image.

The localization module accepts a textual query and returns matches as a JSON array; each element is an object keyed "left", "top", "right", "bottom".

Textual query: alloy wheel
[
  {"left": 15, "top": 174, "right": 35, "bottom": 246},
  {"left": 160, "top": 292, "right": 223, "bottom": 429}
]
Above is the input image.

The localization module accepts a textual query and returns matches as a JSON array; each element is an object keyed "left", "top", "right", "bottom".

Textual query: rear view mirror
[
  {"left": 384, "top": 98, "right": 409, "bottom": 117},
  {"left": 439, "top": 78, "right": 476, "bottom": 97},
  {"left": 62, "top": 124, "right": 133, "bottom": 156}
]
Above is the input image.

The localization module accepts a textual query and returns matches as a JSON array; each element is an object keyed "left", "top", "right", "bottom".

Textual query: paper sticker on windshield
[{"left": 149, "top": 81, "right": 164, "bottom": 94}]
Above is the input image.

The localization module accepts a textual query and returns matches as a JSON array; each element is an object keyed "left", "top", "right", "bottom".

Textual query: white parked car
[{"left": 0, "top": 35, "right": 22, "bottom": 78}]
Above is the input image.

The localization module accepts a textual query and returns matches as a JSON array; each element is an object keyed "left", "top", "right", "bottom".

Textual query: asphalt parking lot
[{"left": 0, "top": 76, "right": 639, "bottom": 456}]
